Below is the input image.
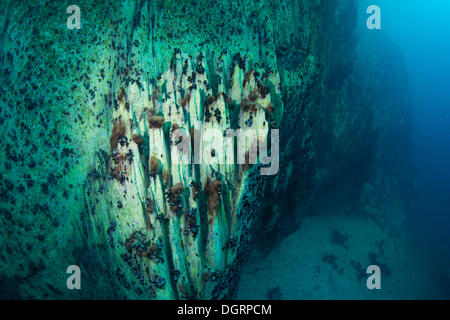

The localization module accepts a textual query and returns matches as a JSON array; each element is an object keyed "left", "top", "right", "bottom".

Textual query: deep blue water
[{"left": 361, "top": 0, "right": 450, "bottom": 294}]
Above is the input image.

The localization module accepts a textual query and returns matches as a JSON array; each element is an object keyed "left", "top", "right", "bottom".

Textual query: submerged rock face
[
  {"left": 83, "top": 50, "right": 280, "bottom": 299},
  {"left": 0, "top": 0, "right": 407, "bottom": 299}
]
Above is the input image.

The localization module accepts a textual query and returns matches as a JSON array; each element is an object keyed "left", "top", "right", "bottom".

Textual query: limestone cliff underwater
[{"left": 0, "top": 1, "right": 414, "bottom": 299}]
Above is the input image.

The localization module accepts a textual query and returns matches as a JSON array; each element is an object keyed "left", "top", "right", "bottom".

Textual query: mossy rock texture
[{"left": 0, "top": 1, "right": 410, "bottom": 299}]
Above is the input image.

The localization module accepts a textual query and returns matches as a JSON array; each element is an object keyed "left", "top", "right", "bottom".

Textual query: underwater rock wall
[
  {"left": 0, "top": 0, "right": 409, "bottom": 299},
  {"left": 259, "top": 12, "right": 415, "bottom": 247}
]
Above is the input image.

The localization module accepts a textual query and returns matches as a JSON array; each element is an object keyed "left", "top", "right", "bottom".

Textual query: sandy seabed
[{"left": 238, "top": 213, "right": 439, "bottom": 299}]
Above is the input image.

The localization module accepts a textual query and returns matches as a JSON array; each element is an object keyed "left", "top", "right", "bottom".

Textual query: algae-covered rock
[{"left": 0, "top": 0, "right": 405, "bottom": 299}]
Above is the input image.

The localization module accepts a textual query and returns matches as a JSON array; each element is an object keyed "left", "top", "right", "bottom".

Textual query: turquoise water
[{"left": 0, "top": 1, "right": 449, "bottom": 300}]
